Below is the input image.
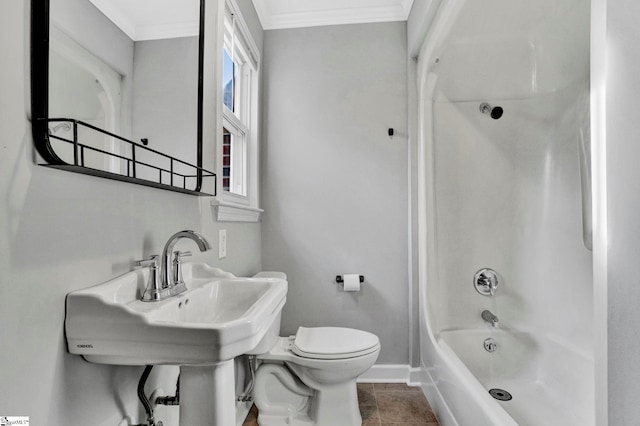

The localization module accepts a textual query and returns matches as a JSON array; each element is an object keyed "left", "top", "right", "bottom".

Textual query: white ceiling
[
  {"left": 89, "top": 0, "right": 415, "bottom": 41},
  {"left": 251, "top": 0, "right": 415, "bottom": 30}
]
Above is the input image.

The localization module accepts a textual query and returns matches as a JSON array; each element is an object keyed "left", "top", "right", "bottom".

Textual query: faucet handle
[
  {"left": 174, "top": 250, "right": 192, "bottom": 259},
  {"left": 170, "top": 251, "right": 191, "bottom": 296},
  {"left": 137, "top": 255, "right": 170, "bottom": 302},
  {"left": 136, "top": 255, "right": 159, "bottom": 268},
  {"left": 474, "top": 268, "right": 499, "bottom": 296}
]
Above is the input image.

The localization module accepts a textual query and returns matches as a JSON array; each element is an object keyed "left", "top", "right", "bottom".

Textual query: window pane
[
  {"left": 223, "top": 50, "right": 235, "bottom": 111},
  {"left": 222, "top": 127, "right": 232, "bottom": 191}
]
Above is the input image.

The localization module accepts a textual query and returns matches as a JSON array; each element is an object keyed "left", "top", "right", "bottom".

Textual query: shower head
[{"left": 479, "top": 103, "right": 503, "bottom": 120}]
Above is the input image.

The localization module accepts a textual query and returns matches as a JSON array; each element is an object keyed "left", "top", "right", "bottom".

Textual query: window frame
[{"left": 216, "top": 0, "right": 261, "bottom": 219}]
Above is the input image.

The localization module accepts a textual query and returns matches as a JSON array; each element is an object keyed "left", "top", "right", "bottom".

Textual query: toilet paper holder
[{"left": 335, "top": 275, "right": 365, "bottom": 284}]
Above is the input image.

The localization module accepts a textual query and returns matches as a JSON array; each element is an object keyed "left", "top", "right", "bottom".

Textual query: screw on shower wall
[{"left": 479, "top": 103, "right": 492, "bottom": 115}]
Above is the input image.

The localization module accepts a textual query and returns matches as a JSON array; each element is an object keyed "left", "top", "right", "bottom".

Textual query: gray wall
[
  {"left": 261, "top": 22, "right": 410, "bottom": 365},
  {"left": 51, "top": 0, "right": 133, "bottom": 74},
  {"left": 132, "top": 37, "right": 200, "bottom": 171},
  {"left": 0, "top": 1, "right": 262, "bottom": 425},
  {"left": 50, "top": 0, "right": 134, "bottom": 138}
]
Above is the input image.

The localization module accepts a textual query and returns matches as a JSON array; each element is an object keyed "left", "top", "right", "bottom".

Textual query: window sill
[{"left": 212, "top": 200, "right": 263, "bottom": 222}]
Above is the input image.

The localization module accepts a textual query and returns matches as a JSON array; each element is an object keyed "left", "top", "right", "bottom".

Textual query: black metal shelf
[{"left": 42, "top": 118, "right": 216, "bottom": 196}]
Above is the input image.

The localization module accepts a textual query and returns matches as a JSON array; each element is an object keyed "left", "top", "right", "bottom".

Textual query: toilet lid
[{"left": 291, "top": 327, "right": 380, "bottom": 360}]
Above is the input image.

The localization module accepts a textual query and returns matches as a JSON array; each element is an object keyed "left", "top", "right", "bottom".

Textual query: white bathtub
[
  {"left": 423, "top": 328, "right": 594, "bottom": 426},
  {"left": 414, "top": 0, "right": 593, "bottom": 424}
]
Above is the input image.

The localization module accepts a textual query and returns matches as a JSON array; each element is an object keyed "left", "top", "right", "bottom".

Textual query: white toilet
[{"left": 250, "top": 325, "right": 380, "bottom": 426}]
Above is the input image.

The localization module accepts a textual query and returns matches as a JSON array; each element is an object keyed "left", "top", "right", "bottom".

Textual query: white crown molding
[
  {"left": 90, "top": 0, "right": 199, "bottom": 41},
  {"left": 252, "top": 0, "right": 415, "bottom": 30},
  {"left": 135, "top": 21, "right": 199, "bottom": 41},
  {"left": 251, "top": 0, "right": 271, "bottom": 30},
  {"left": 90, "top": 0, "right": 136, "bottom": 39}
]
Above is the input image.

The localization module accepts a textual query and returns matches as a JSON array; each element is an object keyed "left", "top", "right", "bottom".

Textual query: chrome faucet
[
  {"left": 161, "top": 230, "right": 211, "bottom": 296},
  {"left": 481, "top": 310, "right": 499, "bottom": 327},
  {"left": 474, "top": 268, "right": 499, "bottom": 296}
]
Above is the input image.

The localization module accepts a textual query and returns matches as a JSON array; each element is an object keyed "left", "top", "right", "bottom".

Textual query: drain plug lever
[{"left": 483, "top": 338, "right": 498, "bottom": 352}]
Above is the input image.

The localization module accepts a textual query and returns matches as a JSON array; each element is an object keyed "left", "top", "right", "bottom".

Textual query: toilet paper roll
[{"left": 342, "top": 274, "right": 361, "bottom": 292}]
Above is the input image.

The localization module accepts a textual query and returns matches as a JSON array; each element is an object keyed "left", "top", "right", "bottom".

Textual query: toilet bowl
[{"left": 251, "top": 326, "right": 380, "bottom": 426}]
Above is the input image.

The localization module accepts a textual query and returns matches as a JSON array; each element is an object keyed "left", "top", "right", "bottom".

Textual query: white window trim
[
  {"left": 211, "top": 199, "right": 263, "bottom": 222},
  {"left": 216, "top": 0, "right": 261, "bottom": 222}
]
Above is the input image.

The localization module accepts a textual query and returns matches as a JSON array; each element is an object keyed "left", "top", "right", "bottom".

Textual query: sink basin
[{"left": 65, "top": 263, "right": 287, "bottom": 365}]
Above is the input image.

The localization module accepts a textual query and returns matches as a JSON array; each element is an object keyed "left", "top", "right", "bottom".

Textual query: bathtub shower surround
[{"left": 415, "top": 0, "right": 593, "bottom": 424}]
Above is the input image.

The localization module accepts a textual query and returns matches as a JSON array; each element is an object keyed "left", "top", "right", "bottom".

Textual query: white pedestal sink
[
  {"left": 180, "top": 363, "right": 236, "bottom": 425},
  {"left": 65, "top": 263, "right": 287, "bottom": 425}
]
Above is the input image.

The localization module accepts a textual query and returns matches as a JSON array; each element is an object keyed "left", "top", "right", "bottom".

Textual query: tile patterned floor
[
  {"left": 242, "top": 383, "right": 439, "bottom": 426},
  {"left": 358, "top": 383, "right": 439, "bottom": 426}
]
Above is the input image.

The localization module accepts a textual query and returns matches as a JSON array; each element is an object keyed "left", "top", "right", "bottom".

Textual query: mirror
[{"left": 31, "top": 0, "right": 214, "bottom": 195}]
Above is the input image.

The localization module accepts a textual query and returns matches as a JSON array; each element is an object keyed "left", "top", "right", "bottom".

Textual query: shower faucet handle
[{"left": 474, "top": 268, "right": 499, "bottom": 296}]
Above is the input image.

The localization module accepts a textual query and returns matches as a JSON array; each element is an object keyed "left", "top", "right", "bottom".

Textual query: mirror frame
[{"left": 30, "top": 0, "right": 211, "bottom": 195}]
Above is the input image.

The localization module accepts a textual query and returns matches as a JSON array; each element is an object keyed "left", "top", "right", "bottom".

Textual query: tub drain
[{"left": 489, "top": 388, "right": 512, "bottom": 401}]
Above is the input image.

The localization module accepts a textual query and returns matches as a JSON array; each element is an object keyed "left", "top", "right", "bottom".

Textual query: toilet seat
[{"left": 291, "top": 327, "right": 380, "bottom": 360}]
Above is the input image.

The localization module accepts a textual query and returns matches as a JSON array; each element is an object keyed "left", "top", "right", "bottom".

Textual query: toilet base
[
  {"left": 253, "top": 363, "right": 363, "bottom": 426},
  {"left": 256, "top": 413, "right": 313, "bottom": 426},
  {"left": 308, "top": 381, "right": 363, "bottom": 426},
  {"left": 256, "top": 384, "right": 362, "bottom": 426}
]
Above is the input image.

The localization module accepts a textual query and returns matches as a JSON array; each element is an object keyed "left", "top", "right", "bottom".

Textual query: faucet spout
[
  {"left": 161, "top": 230, "right": 211, "bottom": 294},
  {"left": 481, "top": 310, "right": 499, "bottom": 327}
]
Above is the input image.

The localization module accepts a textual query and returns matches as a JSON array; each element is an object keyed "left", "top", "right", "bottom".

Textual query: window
[
  {"left": 222, "top": 123, "right": 245, "bottom": 195},
  {"left": 223, "top": 50, "right": 235, "bottom": 112},
  {"left": 219, "top": 0, "right": 259, "bottom": 210}
]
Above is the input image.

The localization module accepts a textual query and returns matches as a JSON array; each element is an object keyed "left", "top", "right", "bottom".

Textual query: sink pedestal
[{"left": 179, "top": 361, "right": 235, "bottom": 425}]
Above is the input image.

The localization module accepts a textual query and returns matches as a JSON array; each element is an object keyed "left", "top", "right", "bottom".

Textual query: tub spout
[{"left": 481, "top": 310, "right": 499, "bottom": 327}]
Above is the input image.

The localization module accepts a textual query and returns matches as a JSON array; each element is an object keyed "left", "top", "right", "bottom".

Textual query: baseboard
[
  {"left": 361, "top": 364, "right": 458, "bottom": 425},
  {"left": 357, "top": 364, "right": 426, "bottom": 386}
]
